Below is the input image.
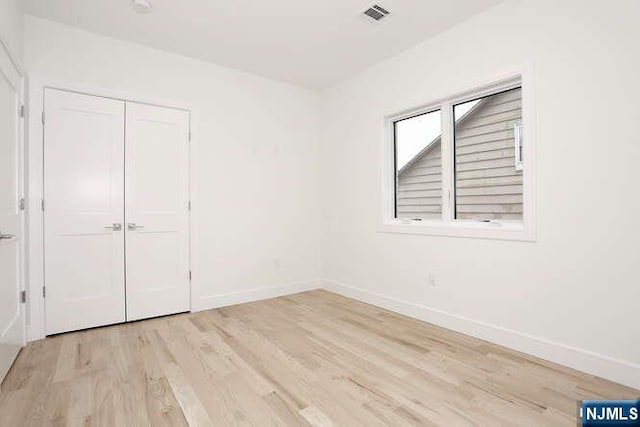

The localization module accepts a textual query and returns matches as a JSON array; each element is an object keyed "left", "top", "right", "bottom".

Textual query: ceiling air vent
[{"left": 363, "top": 5, "right": 390, "bottom": 21}]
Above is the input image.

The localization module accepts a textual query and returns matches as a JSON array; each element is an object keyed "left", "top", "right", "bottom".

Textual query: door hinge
[
  {"left": 188, "top": 200, "right": 191, "bottom": 211},
  {"left": 19, "top": 197, "right": 25, "bottom": 211},
  {"left": 41, "top": 199, "right": 45, "bottom": 211},
  {"left": 42, "top": 110, "right": 45, "bottom": 125},
  {"left": 42, "top": 286, "right": 46, "bottom": 298},
  {"left": 188, "top": 270, "right": 192, "bottom": 281},
  {"left": 19, "top": 105, "right": 25, "bottom": 118},
  {"left": 20, "top": 290, "right": 27, "bottom": 304},
  {"left": 188, "top": 130, "right": 191, "bottom": 143}
]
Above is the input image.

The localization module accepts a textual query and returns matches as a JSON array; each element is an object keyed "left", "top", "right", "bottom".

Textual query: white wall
[
  {"left": 320, "top": 0, "right": 640, "bottom": 389},
  {"left": 24, "top": 16, "right": 321, "bottom": 339},
  {"left": 0, "top": 0, "right": 22, "bottom": 60}
]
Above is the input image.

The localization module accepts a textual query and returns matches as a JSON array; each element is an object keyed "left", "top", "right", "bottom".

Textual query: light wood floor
[{"left": 0, "top": 290, "right": 637, "bottom": 426}]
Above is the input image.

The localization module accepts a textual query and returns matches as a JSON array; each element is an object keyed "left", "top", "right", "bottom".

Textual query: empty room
[{"left": 0, "top": 0, "right": 639, "bottom": 425}]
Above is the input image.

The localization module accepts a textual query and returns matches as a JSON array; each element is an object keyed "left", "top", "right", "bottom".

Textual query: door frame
[
  {"left": 28, "top": 78, "right": 198, "bottom": 340},
  {"left": 0, "top": 36, "right": 26, "bottom": 353}
]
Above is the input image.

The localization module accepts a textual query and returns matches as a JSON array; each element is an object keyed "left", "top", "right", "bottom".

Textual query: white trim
[
  {"left": 378, "top": 219, "right": 533, "bottom": 241},
  {"left": 441, "top": 101, "right": 454, "bottom": 222},
  {"left": 321, "top": 279, "right": 640, "bottom": 390},
  {"left": 26, "top": 77, "right": 198, "bottom": 341},
  {"left": 192, "top": 280, "right": 321, "bottom": 312},
  {"left": 380, "top": 65, "right": 537, "bottom": 242},
  {"left": 17, "top": 74, "right": 26, "bottom": 348}
]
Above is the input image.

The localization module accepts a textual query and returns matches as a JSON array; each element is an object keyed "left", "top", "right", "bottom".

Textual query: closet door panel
[
  {"left": 0, "top": 48, "right": 24, "bottom": 384},
  {"left": 44, "top": 89, "right": 126, "bottom": 335},
  {"left": 125, "top": 102, "right": 190, "bottom": 321}
]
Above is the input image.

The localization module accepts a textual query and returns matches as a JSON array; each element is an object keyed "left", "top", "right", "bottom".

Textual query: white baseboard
[
  {"left": 193, "top": 279, "right": 321, "bottom": 312},
  {"left": 321, "top": 279, "right": 640, "bottom": 390}
]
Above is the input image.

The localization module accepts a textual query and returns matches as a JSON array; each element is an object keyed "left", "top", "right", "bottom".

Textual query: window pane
[
  {"left": 394, "top": 110, "right": 442, "bottom": 220},
  {"left": 454, "top": 87, "right": 523, "bottom": 221}
]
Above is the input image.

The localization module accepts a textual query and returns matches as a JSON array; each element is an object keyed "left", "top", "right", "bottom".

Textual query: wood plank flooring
[{"left": 0, "top": 290, "right": 637, "bottom": 426}]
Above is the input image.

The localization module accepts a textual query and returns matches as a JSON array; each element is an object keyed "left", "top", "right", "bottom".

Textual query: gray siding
[
  {"left": 396, "top": 143, "right": 442, "bottom": 219},
  {"left": 454, "top": 88, "right": 522, "bottom": 220},
  {"left": 396, "top": 87, "right": 522, "bottom": 220}
]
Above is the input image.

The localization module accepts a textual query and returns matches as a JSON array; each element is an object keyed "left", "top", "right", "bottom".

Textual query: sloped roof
[{"left": 397, "top": 98, "right": 487, "bottom": 176}]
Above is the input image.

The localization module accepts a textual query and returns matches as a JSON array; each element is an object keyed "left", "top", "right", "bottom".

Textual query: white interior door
[
  {"left": 44, "top": 89, "right": 126, "bottom": 335},
  {"left": 0, "top": 45, "right": 25, "bottom": 386},
  {"left": 125, "top": 102, "right": 190, "bottom": 321}
]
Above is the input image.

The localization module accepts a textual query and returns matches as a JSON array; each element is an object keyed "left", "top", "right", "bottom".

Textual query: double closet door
[{"left": 44, "top": 89, "right": 190, "bottom": 335}]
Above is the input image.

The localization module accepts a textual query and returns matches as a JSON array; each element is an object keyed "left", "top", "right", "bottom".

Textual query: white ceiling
[{"left": 23, "top": 0, "right": 502, "bottom": 89}]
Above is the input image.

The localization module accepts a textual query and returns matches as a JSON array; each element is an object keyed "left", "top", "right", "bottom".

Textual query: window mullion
[{"left": 441, "top": 101, "right": 454, "bottom": 222}]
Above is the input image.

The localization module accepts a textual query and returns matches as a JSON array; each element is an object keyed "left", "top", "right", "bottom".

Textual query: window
[
  {"left": 394, "top": 109, "right": 442, "bottom": 220},
  {"left": 384, "top": 74, "right": 534, "bottom": 240},
  {"left": 453, "top": 87, "right": 523, "bottom": 221}
]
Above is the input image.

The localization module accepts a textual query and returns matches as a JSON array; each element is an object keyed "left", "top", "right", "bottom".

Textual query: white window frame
[{"left": 379, "top": 69, "right": 536, "bottom": 241}]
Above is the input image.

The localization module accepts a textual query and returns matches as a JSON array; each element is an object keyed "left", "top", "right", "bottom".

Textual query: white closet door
[
  {"left": 44, "top": 89, "right": 126, "bottom": 335},
  {"left": 0, "top": 48, "right": 24, "bottom": 384},
  {"left": 125, "top": 102, "right": 190, "bottom": 321}
]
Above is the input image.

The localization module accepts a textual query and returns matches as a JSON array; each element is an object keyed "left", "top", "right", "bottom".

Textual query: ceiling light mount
[{"left": 132, "top": 0, "right": 153, "bottom": 14}]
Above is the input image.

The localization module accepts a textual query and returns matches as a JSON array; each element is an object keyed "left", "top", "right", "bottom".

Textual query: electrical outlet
[{"left": 428, "top": 273, "right": 437, "bottom": 287}]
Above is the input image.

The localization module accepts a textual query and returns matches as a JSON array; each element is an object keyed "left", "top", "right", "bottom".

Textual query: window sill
[{"left": 378, "top": 220, "right": 535, "bottom": 242}]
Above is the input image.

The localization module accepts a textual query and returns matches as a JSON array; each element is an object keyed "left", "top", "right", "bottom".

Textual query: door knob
[
  {"left": 104, "top": 223, "right": 122, "bottom": 231},
  {"left": 127, "top": 223, "right": 145, "bottom": 231},
  {"left": 0, "top": 231, "right": 16, "bottom": 240}
]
